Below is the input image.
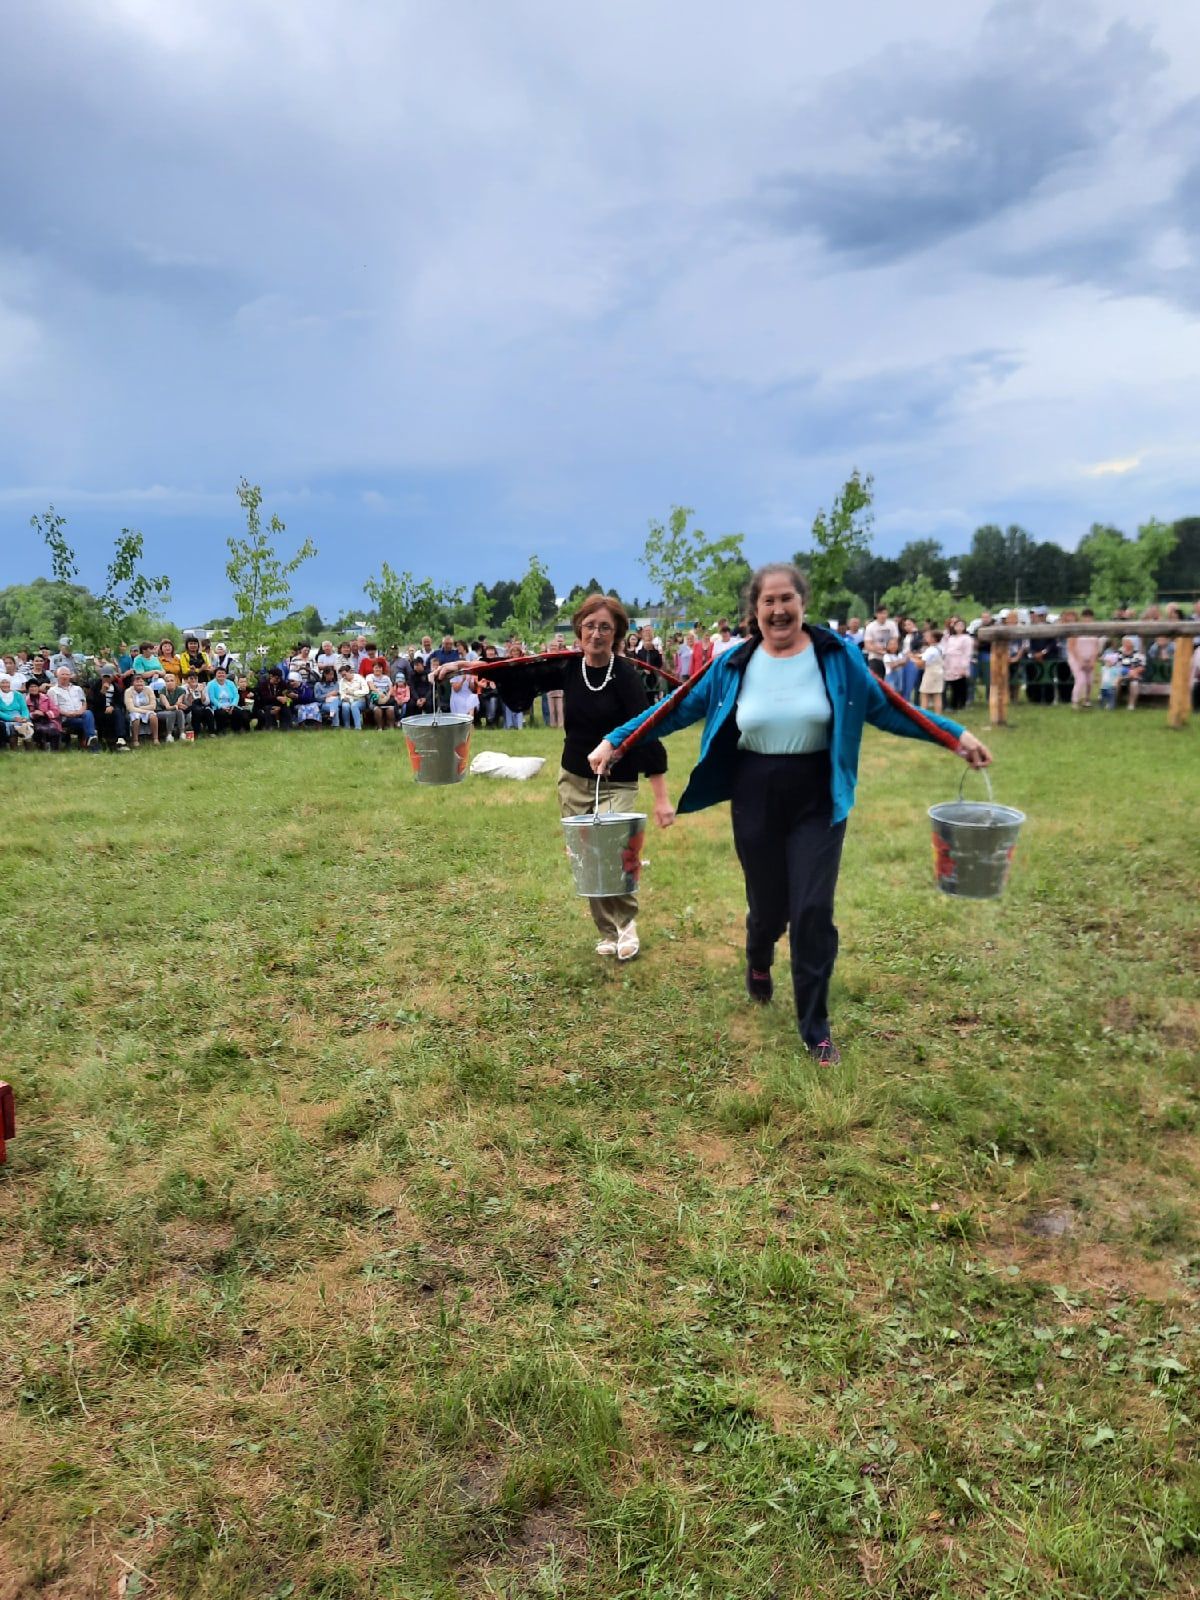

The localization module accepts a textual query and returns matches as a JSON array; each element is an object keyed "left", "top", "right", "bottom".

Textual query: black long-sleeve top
[{"left": 478, "top": 652, "right": 668, "bottom": 784}]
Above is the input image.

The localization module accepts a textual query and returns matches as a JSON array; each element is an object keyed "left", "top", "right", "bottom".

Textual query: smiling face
[
  {"left": 755, "top": 574, "right": 806, "bottom": 653},
  {"left": 578, "top": 606, "right": 617, "bottom": 666}
]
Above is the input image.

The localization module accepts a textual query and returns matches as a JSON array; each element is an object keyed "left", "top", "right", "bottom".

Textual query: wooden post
[
  {"left": 989, "top": 639, "right": 1009, "bottom": 727},
  {"left": 1168, "top": 636, "right": 1194, "bottom": 730}
]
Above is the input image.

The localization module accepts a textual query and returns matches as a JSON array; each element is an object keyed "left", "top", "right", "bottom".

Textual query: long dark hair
[{"left": 743, "top": 563, "right": 812, "bottom": 639}]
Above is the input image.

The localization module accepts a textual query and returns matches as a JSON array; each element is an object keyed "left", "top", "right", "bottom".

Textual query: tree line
[{"left": 2, "top": 477, "right": 1197, "bottom": 657}]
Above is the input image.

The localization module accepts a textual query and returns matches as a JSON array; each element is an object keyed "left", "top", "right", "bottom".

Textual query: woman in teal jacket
[{"left": 590, "top": 563, "right": 991, "bottom": 1063}]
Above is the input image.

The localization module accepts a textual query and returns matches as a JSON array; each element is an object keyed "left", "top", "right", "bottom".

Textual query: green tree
[
  {"left": 879, "top": 575, "right": 965, "bottom": 624},
  {"left": 509, "top": 555, "right": 554, "bottom": 638},
  {"left": 100, "top": 529, "right": 171, "bottom": 632},
  {"left": 794, "top": 470, "right": 874, "bottom": 619},
  {"left": 470, "top": 583, "right": 494, "bottom": 634},
  {"left": 896, "top": 538, "right": 950, "bottom": 589},
  {"left": 226, "top": 479, "right": 317, "bottom": 664},
  {"left": 642, "top": 506, "right": 744, "bottom": 621},
  {"left": 363, "top": 561, "right": 462, "bottom": 644},
  {"left": 1156, "top": 517, "right": 1200, "bottom": 593},
  {"left": 1080, "top": 518, "right": 1177, "bottom": 615}
]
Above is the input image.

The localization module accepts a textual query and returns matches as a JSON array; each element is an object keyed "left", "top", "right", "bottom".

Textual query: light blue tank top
[{"left": 736, "top": 644, "right": 832, "bottom": 754}]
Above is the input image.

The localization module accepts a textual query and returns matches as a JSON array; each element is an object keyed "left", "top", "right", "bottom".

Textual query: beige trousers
[{"left": 557, "top": 766, "right": 640, "bottom": 939}]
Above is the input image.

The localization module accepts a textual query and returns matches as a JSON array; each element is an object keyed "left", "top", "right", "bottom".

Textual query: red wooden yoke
[{"left": 0, "top": 1082, "right": 14, "bottom": 1164}]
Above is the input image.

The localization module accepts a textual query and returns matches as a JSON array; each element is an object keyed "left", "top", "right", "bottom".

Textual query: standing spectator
[
  {"left": 117, "top": 642, "right": 135, "bottom": 683},
  {"left": 673, "top": 633, "right": 694, "bottom": 680},
  {"left": 845, "top": 616, "right": 865, "bottom": 647},
  {"left": 206, "top": 667, "right": 241, "bottom": 734},
  {"left": 49, "top": 669, "right": 100, "bottom": 749},
  {"left": 181, "top": 636, "right": 210, "bottom": 680},
  {"left": 883, "top": 638, "right": 906, "bottom": 692},
  {"left": 970, "top": 612, "right": 994, "bottom": 703},
  {"left": 315, "top": 640, "right": 340, "bottom": 673},
  {"left": 209, "top": 641, "right": 236, "bottom": 677},
  {"left": 430, "top": 635, "right": 462, "bottom": 712},
  {"left": 50, "top": 637, "right": 82, "bottom": 678},
  {"left": 91, "top": 673, "right": 129, "bottom": 749},
  {"left": 1065, "top": 610, "right": 1105, "bottom": 709},
  {"left": 1000, "top": 611, "right": 1027, "bottom": 700},
  {"left": 157, "top": 672, "right": 190, "bottom": 742},
  {"left": 711, "top": 623, "right": 738, "bottom": 659},
  {"left": 543, "top": 640, "right": 565, "bottom": 727},
  {"left": 941, "top": 618, "right": 974, "bottom": 712},
  {"left": 1024, "top": 607, "right": 1057, "bottom": 704},
  {"left": 124, "top": 674, "right": 160, "bottom": 745},
  {"left": 691, "top": 629, "right": 711, "bottom": 673},
  {"left": 632, "top": 625, "right": 663, "bottom": 670},
  {"left": 898, "top": 618, "right": 922, "bottom": 703},
  {"left": 157, "top": 638, "right": 184, "bottom": 684},
  {"left": 132, "top": 641, "right": 162, "bottom": 682},
  {"left": 862, "top": 605, "right": 897, "bottom": 679}
]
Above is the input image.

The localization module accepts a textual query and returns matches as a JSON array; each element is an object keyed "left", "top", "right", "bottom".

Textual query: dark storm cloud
[{"left": 761, "top": 1, "right": 1166, "bottom": 264}]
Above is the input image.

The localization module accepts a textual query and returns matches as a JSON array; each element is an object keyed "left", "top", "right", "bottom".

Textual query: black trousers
[{"left": 731, "top": 750, "right": 846, "bottom": 1051}]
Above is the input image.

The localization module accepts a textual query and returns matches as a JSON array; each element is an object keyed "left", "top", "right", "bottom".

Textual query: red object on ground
[{"left": 0, "top": 1082, "right": 14, "bottom": 1164}]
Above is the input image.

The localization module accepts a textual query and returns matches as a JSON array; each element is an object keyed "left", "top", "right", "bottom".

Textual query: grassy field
[{"left": 2, "top": 707, "right": 1199, "bottom": 1599}]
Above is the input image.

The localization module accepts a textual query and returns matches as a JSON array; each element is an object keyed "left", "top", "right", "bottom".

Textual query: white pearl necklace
[{"left": 580, "top": 654, "right": 615, "bottom": 692}]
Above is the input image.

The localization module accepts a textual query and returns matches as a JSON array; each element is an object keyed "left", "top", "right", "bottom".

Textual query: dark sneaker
[
  {"left": 745, "top": 965, "right": 773, "bottom": 1003},
  {"left": 810, "top": 1037, "right": 841, "bottom": 1066}
]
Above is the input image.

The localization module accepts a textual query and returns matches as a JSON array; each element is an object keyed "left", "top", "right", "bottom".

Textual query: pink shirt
[
  {"left": 1067, "top": 636, "right": 1106, "bottom": 669},
  {"left": 942, "top": 632, "right": 974, "bottom": 679}
]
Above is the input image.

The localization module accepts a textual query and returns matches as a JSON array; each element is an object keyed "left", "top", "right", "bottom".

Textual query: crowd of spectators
[{"left": 2, "top": 601, "right": 1196, "bottom": 752}]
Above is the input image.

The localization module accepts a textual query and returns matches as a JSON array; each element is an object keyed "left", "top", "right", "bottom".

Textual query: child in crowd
[
  {"left": 883, "top": 640, "right": 907, "bottom": 692},
  {"left": 917, "top": 628, "right": 945, "bottom": 713},
  {"left": 1099, "top": 650, "right": 1122, "bottom": 709},
  {"left": 1116, "top": 637, "right": 1146, "bottom": 711}
]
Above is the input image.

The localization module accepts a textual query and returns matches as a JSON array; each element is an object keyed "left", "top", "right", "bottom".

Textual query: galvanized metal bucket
[
  {"left": 403, "top": 713, "right": 472, "bottom": 786},
  {"left": 928, "top": 768, "right": 1025, "bottom": 900},
  {"left": 562, "top": 775, "right": 647, "bottom": 897}
]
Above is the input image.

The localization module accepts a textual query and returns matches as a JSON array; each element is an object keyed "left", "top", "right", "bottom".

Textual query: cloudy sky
[{"left": 2, "top": 0, "right": 1198, "bottom": 621}]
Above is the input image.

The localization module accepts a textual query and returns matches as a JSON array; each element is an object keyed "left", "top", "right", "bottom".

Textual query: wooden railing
[{"left": 975, "top": 621, "right": 1199, "bottom": 729}]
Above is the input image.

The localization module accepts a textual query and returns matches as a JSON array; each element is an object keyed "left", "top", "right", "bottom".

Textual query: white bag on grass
[{"left": 470, "top": 750, "right": 546, "bottom": 781}]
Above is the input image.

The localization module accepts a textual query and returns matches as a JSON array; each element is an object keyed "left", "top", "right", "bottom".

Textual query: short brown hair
[
  {"left": 743, "top": 563, "right": 811, "bottom": 639},
  {"left": 572, "top": 592, "right": 629, "bottom": 644}
]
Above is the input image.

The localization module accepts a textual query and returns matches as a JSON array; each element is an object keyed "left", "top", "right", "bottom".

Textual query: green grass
[{"left": 2, "top": 708, "right": 1198, "bottom": 1598}]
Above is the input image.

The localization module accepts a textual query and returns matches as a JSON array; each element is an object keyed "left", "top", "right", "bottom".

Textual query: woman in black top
[{"left": 435, "top": 594, "right": 674, "bottom": 961}]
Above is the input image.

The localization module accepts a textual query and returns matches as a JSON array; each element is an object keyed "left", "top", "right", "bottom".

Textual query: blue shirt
[{"left": 736, "top": 645, "right": 831, "bottom": 754}]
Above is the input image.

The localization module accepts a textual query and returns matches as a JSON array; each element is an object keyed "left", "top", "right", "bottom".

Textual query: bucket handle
[
  {"left": 589, "top": 770, "right": 620, "bottom": 821},
  {"left": 957, "top": 764, "right": 995, "bottom": 804}
]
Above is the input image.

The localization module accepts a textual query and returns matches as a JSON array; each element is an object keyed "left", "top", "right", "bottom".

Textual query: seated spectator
[
  {"left": 293, "top": 674, "right": 322, "bottom": 727},
  {"left": 185, "top": 672, "right": 215, "bottom": 737},
  {"left": 366, "top": 664, "right": 397, "bottom": 728},
  {"left": 27, "top": 682, "right": 63, "bottom": 749},
  {"left": 315, "top": 640, "right": 340, "bottom": 673},
  {"left": 253, "top": 667, "right": 294, "bottom": 730},
  {"left": 181, "top": 636, "right": 210, "bottom": 681},
  {"left": 337, "top": 664, "right": 369, "bottom": 728},
  {"left": 92, "top": 650, "right": 123, "bottom": 686},
  {"left": 206, "top": 667, "right": 242, "bottom": 734},
  {"left": 90, "top": 673, "right": 129, "bottom": 749},
  {"left": 314, "top": 665, "right": 341, "bottom": 725},
  {"left": 387, "top": 676, "right": 410, "bottom": 721},
  {"left": 124, "top": 674, "right": 160, "bottom": 745},
  {"left": 0, "top": 675, "right": 34, "bottom": 748},
  {"left": 449, "top": 670, "right": 479, "bottom": 721},
  {"left": 157, "top": 671, "right": 190, "bottom": 742},
  {"left": 236, "top": 675, "right": 256, "bottom": 726},
  {"left": 1117, "top": 636, "right": 1146, "bottom": 710},
  {"left": 49, "top": 668, "right": 100, "bottom": 749},
  {"left": 407, "top": 657, "right": 434, "bottom": 716},
  {"left": 209, "top": 642, "right": 237, "bottom": 677}
]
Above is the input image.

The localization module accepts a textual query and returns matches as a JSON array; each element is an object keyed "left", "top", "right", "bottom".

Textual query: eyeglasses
[{"left": 581, "top": 622, "right": 614, "bottom": 635}]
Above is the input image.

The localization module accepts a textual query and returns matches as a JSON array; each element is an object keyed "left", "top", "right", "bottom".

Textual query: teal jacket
[{"left": 603, "top": 628, "right": 965, "bottom": 825}]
